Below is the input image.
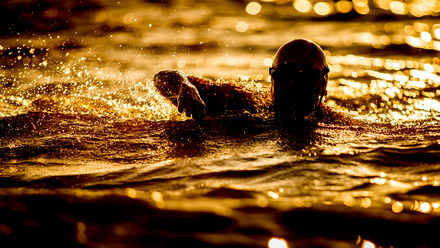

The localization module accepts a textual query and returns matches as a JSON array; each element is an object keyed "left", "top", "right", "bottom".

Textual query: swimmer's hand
[
  {"left": 154, "top": 70, "right": 206, "bottom": 122},
  {"left": 178, "top": 83, "right": 206, "bottom": 122}
]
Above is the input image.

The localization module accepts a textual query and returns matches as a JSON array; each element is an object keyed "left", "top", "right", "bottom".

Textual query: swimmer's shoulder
[{"left": 187, "top": 74, "right": 271, "bottom": 116}]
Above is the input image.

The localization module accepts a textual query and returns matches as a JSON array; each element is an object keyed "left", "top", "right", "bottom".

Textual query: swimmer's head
[{"left": 270, "top": 39, "right": 329, "bottom": 120}]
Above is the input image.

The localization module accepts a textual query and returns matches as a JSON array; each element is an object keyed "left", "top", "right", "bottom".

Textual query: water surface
[{"left": 1, "top": 0, "right": 440, "bottom": 247}]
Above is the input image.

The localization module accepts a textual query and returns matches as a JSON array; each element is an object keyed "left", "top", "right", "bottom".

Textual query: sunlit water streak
[{"left": 1, "top": 0, "right": 440, "bottom": 247}]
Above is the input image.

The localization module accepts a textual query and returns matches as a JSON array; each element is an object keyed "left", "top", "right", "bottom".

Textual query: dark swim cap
[{"left": 271, "top": 38, "right": 328, "bottom": 72}]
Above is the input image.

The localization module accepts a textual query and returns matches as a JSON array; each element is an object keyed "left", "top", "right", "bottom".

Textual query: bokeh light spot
[
  {"left": 125, "top": 188, "right": 137, "bottom": 198},
  {"left": 76, "top": 222, "right": 88, "bottom": 245},
  {"left": 177, "top": 59, "right": 186, "bottom": 68},
  {"left": 236, "top": 22, "right": 249, "bottom": 33},
  {"left": 95, "top": 11, "right": 107, "bottom": 23},
  {"left": 361, "top": 198, "right": 372, "bottom": 208},
  {"left": 410, "top": 3, "right": 427, "bottom": 17},
  {"left": 434, "top": 27, "right": 440, "bottom": 40},
  {"left": 362, "top": 240, "right": 376, "bottom": 248},
  {"left": 392, "top": 201, "right": 404, "bottom": 213},
  {"left": 314, "top": 2, "right": 333, "bottom": 16},
  {"left": 152, "top": 191, "right": 163, "bottom": 202},
  {"left": 390, "top": 1, "right": 408, "bottom": 15},
  {"left": 294, "top": 0, "right": 313, "bottom": 13},
  {"left": 343, "top": 196, "right": 356, "bottom": 207},
  {"left": 335, "top": 1, "right": 353, "bottom": 13},
  {"left": 123, "top": 13, "right": 135, "bottom": 24},
  {"left": 419, "top": 202, "right": 432, "bottom": 213},
  {"left": 268, "top": 238, "right": 288, "bottom": 248},
  {"left": 354, "top": 0, "right": 370, "bottom": 15},
  {"left": 421, "top": 31, "right": 432, "bottom": 42},
  {"left": 264, "top": 58, "right": 273, "bottom": 67},
  {"left": 268, "top": 191, "right": 279, "bottom": 199},
  {"left": 246, "top": 2, "right": 262, "bottom": 15}
]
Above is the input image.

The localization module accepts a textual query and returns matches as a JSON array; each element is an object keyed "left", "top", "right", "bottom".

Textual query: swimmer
[{"left": 154, "top": 39, "right": 346, "bottom": 123}]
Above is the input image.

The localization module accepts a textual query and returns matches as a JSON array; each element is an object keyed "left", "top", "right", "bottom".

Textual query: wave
[
  {"left": 3, "top": 134, "right": 440, "bottom": 190},
  {"left": 1, "top": 183, "right": 439, "bottom": 248}
]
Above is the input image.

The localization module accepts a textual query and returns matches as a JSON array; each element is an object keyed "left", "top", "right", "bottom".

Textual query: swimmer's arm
[
  {"left": 154, "top": 70, "right": 266, "bottom": 120},
  {"left": 187, "top": 75, "right": 265, "bottom": 116},
  {"left": 154, "top": 70, "right": 206, "bottom": 121}
]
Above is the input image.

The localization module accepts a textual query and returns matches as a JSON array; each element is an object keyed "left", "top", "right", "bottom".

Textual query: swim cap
[{"left": 271, "top": 38, "right": 328, "bottom": 71}]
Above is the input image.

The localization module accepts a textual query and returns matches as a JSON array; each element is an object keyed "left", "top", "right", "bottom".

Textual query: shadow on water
[
  {"left": 275, "top": 119, "right": 321, "bottom": 152},
  {"left": 159, "top": 120, "right": 208, "bottom": 158}
]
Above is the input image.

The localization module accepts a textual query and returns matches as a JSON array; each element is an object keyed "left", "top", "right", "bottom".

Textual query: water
[{"left": 1, "top": 0, "right": 440, "bottom": 247}]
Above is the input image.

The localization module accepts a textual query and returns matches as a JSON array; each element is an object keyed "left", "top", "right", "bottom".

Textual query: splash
[{"left": 0, "top": 42, "right": 187, "bottom": 121}]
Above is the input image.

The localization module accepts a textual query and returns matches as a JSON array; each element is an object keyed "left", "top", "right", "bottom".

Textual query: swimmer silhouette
[{"left": 154, "top": 39, "right": 335, "bottom": 122}]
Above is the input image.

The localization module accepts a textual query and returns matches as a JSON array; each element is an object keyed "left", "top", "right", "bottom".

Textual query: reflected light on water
[
  {"left": 361, "top": 198, "right": 372, "bottom": 208},
  {"left": 125, "top": 188, "right": 137, "bottom": 199},
  {"left": 122, "top": 13, "right": 136, "bottom": 25},
  {"left": 391, "top": 201, "right": 404, "bottom": 213},
  {"left": 370, "top": 177, "right": 387, "bottom": 185},
  {"left": 405, "top": 22, "right": 440, "bottom": 51},
  {"left": 389, "top": 199, "right": 440, "bottom": 214},
  {"left": 152, "top": 191, "right": 163, "bottom": 202},
  {"left": 356, "top": 236, "right": 377, "bottom": 248},
  {"left": 419, "top": 202, "right": 432, "bottom": 213},
  {"left": 421, "top": 31, "right": 432, "bottom": 42},
  {"left": 433, "top": 202, "right": 440, "bottom": 212},
  {"left": 257, "top": 197, "right": 269, "bottom": 207},
  {"left": 343, "top": 195, "right": 356, "bottom": 207},
  {"left": 152, "top": 191, "right": 165, "bottom": 208},
  {"left": 410, "top": 200, "right": 432, "bottom": 213},
  {"left": 293, "top": 0, "right": 313, "bottom": 13},
  {"left": 246, "top": 2, "right": 262, "bottom": 15},
  {"left": 236, "top": 21, "right": 249, "bottom": 33},
  {"left": 390, "top": 0, "right": 407, "bottom": 15},
  {"left": 76, "top": 222, "right": 88, "bottom": 245},
  {"left": 276, "top": 0, "right": 439, "bottom": 16},
  {"left": 415, "top": 98, "right": 440, "bottom": 112},
  {"left": 361, "top": 240, "right": 376, "bottom": 248},
  {"left": 268, "top": 238, "right": 288, "bottom": 248},
  {"left": 268, "top": 191, "right": 280, "bottom": 199},
  {"left": 353, "top": 0, "right": 370, "bottom": 14},
  {"left": 335, "top": 1, "right": 353, "bottom": 13},
  {"left": 177, "top": 59, "right": 186, "bottom": 68},
  {"left": 314, "top": 2, "right": 333, "bottom": 16},
  {"left": 435, "top": 26, "right": 440, "bottom": 40},
  {"left": 327, "top": 50, "right": 440, "bottom": 123},
  {"left": 264, "top": 58, "right": 273, "bottom": 67},
  {"left": 95, "top": 11, "right": 107, "bottom": 23}
]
